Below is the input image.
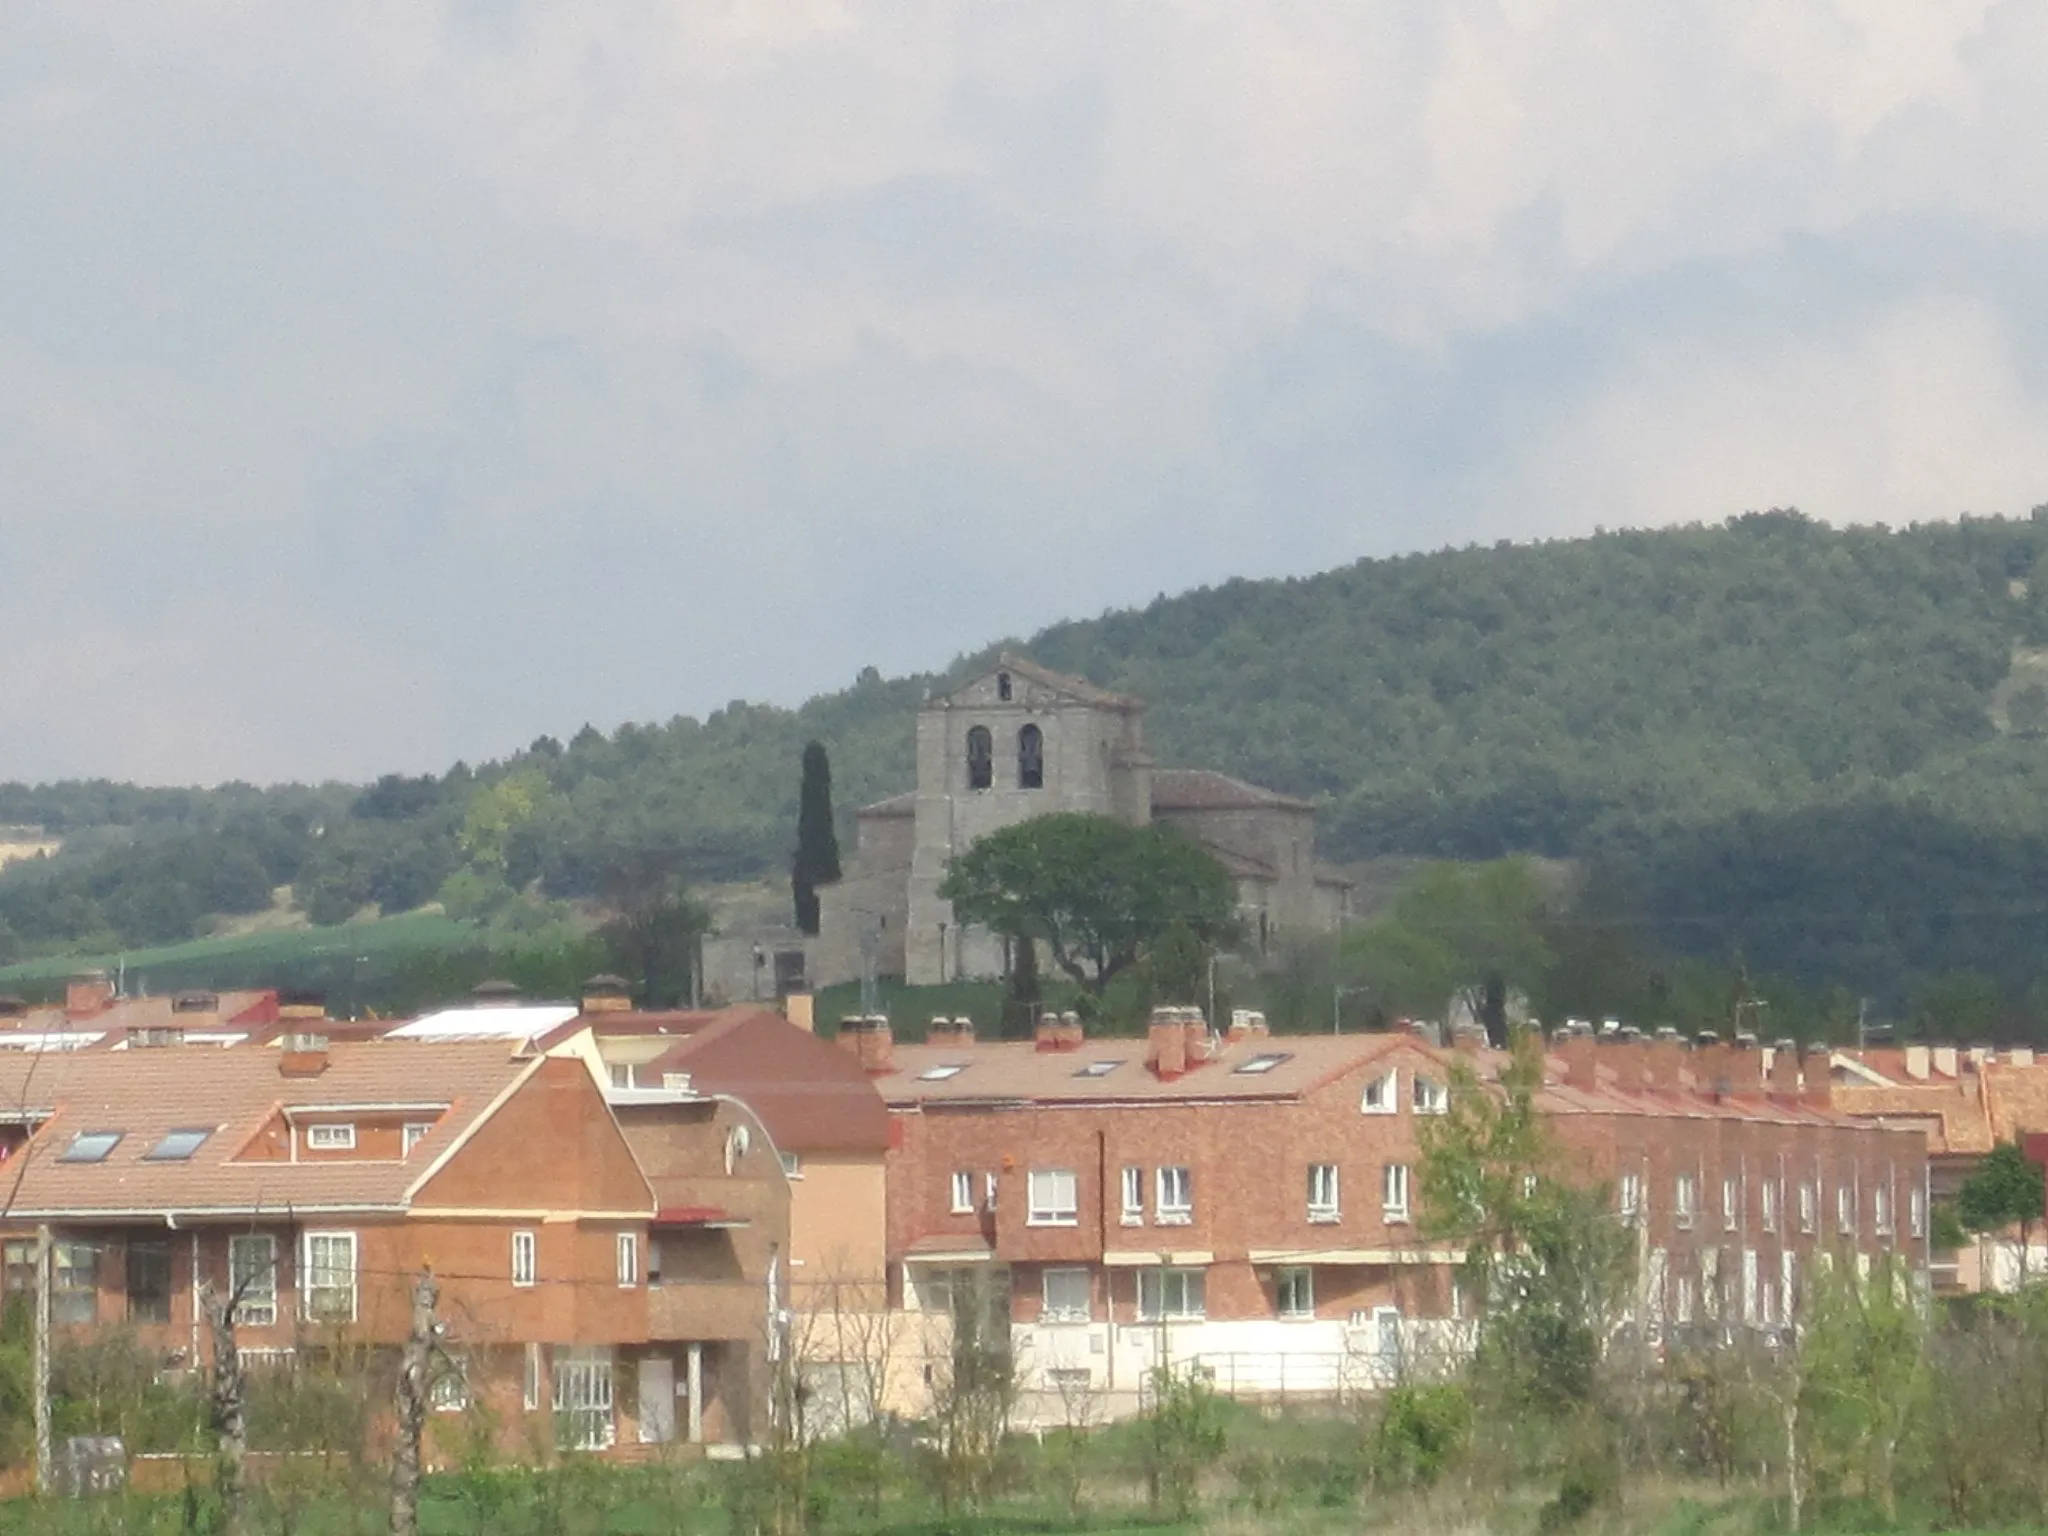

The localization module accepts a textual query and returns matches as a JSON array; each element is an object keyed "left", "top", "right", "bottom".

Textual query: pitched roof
[
  {"left": 0, "top": 990, "right": 279, "bottom": 1049},
  {"left": 1150, "top": 769, "right": 1313, "bottom": 813},
  {"left": 938, "top": 655, "right": 1142, "bottom": 712},
  {"left": 0, "top": 1040, "right": 538, "bottom": 1218},
  {"left": 1832, "top": 1079, "right": 1994, "bottom": 1155},
  {"left": 591, "top": 1008, "right": 891, "bottom": 1155},
  {"left": 857, "top": 792, "right": 915, "bottom": 818}
]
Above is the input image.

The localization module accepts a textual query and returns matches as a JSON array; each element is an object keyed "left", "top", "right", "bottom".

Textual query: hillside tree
[{"left": 792, "top": 741, "right": 842, "bottom": 936}]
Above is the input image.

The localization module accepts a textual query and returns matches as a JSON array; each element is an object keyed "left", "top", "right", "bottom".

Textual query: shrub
[{"left": 1371, "top": 1382, "right": 1472, "bottom": 1489}]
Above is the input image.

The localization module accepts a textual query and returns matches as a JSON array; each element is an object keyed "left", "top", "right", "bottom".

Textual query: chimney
[
  {"left": 279, "top": 1026, "right": 330, "bottom": 1077},
  {"left": 1559, "top": 1024, "right": 1599, "bottom": 1092},
  {"left": 1968, "top": 1045, "right": 1992, "bottom": 1073},
  {"left": 1729, "top": 1032, "right": 1763, "bottom": 1094},
  {"left": 1450, "top": 1021, "right": 1488, "bottom": 1053},
  {"left": 1904, "top": 1044, "right": 1930, "bottom": 1080},
  {"left": 1694, "top": 1032, "right": 1727, "bottom": 1096},
  {"left": 1181, "top": 1007, "right": 1212, "bottom": 1066},
  {"left": 783, "top": 991, "right": 815, "bottom": 1033},
  {"left": 580, "top": 974, "right": 634, "bottom": 1014},
  {"left": 933, "top": 1015, "right": 975, "bottom": 1050},
  {"left": 1933, "top": 1045, "right": 1958, "bottom": 1077},
  {"left": 1034, "top": 1011, "right": 1062, "bottom": 1053},
  {"left": 1604, "top": 1030, "right": 1648, "bottom": 1094},
  {"left": 471, "top": 979, "right": 520, "bottom": 1008},
  {"left": 171, "top": 990, "right": 219, "bottom": 1016},
  {"left": 1648, "top": 1027, "right": 1686, "bottom": 1092},
  {"left": 1057, "top": 1010, "right": 1084, "bottom": 1050},
  {"left": 1147, "top": 1007, "right": 1187, "bottom": 1080},
  {"left": 1801, "top": 1044, "right": 1834, "bottom": 1111},
  {"left": 855, "top": 1014, "right": 894, "bottom": 1075},
  {"left": 835, "top": 1017, "right": 866, "bottom": 1057},
  {"left": 65, "top": 972, "right": 114, "bottom": 1021},
  {"left": 1768, "top": 1039, "right": 1800, "bottom": 1098},
  {"left": 2013, "top": 1047, "right": 2036, "bottom": 1068}
]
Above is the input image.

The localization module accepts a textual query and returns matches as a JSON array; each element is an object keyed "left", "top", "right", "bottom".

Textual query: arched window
[
  {"left": 966, "top": 726, "right": 993, "bottom": 790},
  {"left": 1018, "top": 724, "right": 1044, "bottom": 789}
]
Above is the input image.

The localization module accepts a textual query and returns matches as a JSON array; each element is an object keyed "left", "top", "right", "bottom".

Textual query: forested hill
[{"left": 9, "top": 509, "right": 2048, "bottom": 1005}]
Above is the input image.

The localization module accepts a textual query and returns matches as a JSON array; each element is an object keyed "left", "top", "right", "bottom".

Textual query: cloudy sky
[{"left": 6, "top": 2, "right": 2048, "bottom": 785}]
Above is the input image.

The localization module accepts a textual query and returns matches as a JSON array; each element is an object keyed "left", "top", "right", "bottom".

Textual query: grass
[{"left": 0, "top": 912, "right": 473, "bottom": 990}]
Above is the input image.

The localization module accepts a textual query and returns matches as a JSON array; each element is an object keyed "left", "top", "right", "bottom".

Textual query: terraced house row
[{"left": 0, "top": 979, "right": 1936, "bottom": 1446}]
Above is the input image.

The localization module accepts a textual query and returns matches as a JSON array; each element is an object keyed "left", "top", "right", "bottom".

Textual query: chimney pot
[
  {"left": 1147, "top": 1009, "right": 1188, "bottom": 1080},
  {"left": 1802, "top": 1043, "right": 1834, "bottom": 1111},
  {"left": 581, "top": 974, "right": 634, "bottom": 1013}
]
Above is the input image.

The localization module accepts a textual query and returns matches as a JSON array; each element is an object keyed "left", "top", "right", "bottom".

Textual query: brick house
[
  {"left": 870, "top": 1010, "right": 1929, "bottom": 1423},
  {"left": 0, "top": 1014, "right": 790, "bottom": 1457}
]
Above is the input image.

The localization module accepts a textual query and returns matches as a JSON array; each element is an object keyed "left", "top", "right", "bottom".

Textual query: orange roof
[
  {"left": 1833, "top": 1079, "right": 1994, "bottom": 1155},
  {"left": 0, "top": 1039, "right": 538, "bottom": 1219}
]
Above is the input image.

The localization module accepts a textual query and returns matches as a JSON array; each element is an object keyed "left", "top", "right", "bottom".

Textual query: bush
[{"left": 1371, "top": 1382, "right": 1472, "bottom": 1490}]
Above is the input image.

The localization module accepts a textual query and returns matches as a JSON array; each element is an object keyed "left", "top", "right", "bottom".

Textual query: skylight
[
  {"left": 57, "top": 1131, "right": 123, "bottom": 1164},
  {"left": 1234, "top": 1053, "right": 1293, "bottom": 1075},
  {"left": 918, "top": 1064, "right": 966, "bottom": 1081},
  {"left": 144, "top": 1128, "right": 212, "bottom": 1162},
  {"left": 1074, "top": 1060, "right": 1123, "bottom": 1078}
]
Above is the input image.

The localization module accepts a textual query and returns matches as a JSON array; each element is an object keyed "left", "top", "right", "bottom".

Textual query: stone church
[{"left": 808, "top": 656, "right": 1352, "bottom": 988}]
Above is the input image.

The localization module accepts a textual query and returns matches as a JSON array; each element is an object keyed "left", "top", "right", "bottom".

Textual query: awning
[
  {"left": 904, "top": 1235, "right": 995, "bottom": 1263},
  {"left": 1247, "top": 1247, "right": 1465, "bottom": 1265},
  {"left": 654, "top": 1206, "right": 749, "bottom": 1230}
]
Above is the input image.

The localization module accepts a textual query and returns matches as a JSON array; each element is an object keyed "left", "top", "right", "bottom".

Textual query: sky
[{"left": 7, "top": 2, "right": 2048, "bottom": 785}]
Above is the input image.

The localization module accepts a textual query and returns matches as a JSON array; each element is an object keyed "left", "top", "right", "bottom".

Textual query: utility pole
[
  {"left": 390, "top": 1270, "right": 438, "bottom": 1536},
  {"left": 32, "top": 1224, "right": 50, "bottom": 1495}
]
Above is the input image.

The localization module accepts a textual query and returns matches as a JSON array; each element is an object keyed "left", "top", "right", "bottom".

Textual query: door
[{"left": 637, "top": 1355, "right": 676, "bottom": 1444}]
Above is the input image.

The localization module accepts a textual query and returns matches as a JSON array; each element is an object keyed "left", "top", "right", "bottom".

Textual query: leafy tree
[
  {"left": 594, "top": 846, "right": 712, "bottom": 1009},
  {"left": 1342, "top": 860, "right": 1553, "bottom": 1036},
  {"left": 938, "top": 813, "right": 1238, "bottom": 996},
  {"left": 1959, "top": 1140, "right": 2047, "bottom": 1286},
  {"left": 791, "top": 741, "right": 842, "bottom": 936}
]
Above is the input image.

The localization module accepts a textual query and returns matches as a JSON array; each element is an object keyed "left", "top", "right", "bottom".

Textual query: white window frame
[
  {"left": 305, "top": 1123, "right": 355, "bottom": 1152},
  {"left": 1382, "top": 1162, "right": 1411, "bottom": 1223},
  {"left": 1119, "top": 1166, "right": 1144, "bottom": 1225},
  {"left": 1675, "top": 1273, "right": 1696, "bottom": 1325},
  {"left": 512, "top": 1230, "right": 537, "bottom": 1288},
  {"left": 1619, "top": 1172, "right": 1644, "bottom": 1226},
  {"left": 1799, "top": 1181, "right": 1816, "bottom": 1234},
  {"left": 552, "top": 1347, "right": 616, "bottom": 1451},
  {"left": 302, "top": 1230, "right": 358, "bottom": 1323},
  {"left": 1307, "top": 1163, "right": 1340, "bottom": 1223},
  {"left": 1762, "top": 1179, "right": 1780, "bottom": 1232},
  {"left": 1276, "top": 1266, "right": 1314, "bottom": 1320},
  {"left": 228, "top": 1234, "right": 278, "bottom": 1328},
  {"left": 1910, "top": 1185, "right": 1926, "bottom": 1239},
  {"left": 523, "top": 1342, "right": 544, "bottom": 1412},
  {"left": 1027, "top": 1168, "right": 1079, "bottom": 1227},
  {"left": 1674, "top": 1173, "right": 1697, "bottom": 1230},
  {"left": 949, "top": 1171, "right": 974, "bottom": 1214},
  {"left": 780, "top": 1151, "right": 802, "bottom": 1178},
  {"left": 983, "top": 1171, "right": 998, "bottom": 1210},
  {"left": 1412, "top": 1075, "right": 1448, "bottom": 1115},
  {"left": 616, "top": 1231, "right": 639, "bottom": 1288},
  {"left": 429, "top": 1352, "right": 469, "bottom": 1413},
  {"left": 1837, "top": 1184, "right": 1855, "bottom": 1236},
  {"left": 1137, "top": 1266, "right": 1206, "bottom": 1321},
  {"left": 1874, "top": 1181, "right": 1894, "bottom": 1236},
  {"left": 402, "top": 1122, "right": 432, "bottom": 1156},
  {"left": 1041, "top": 1267, "right": 1090, "bottom": 1323},
  {"left": 1155, "top": 1166, "right": 1193, "bottom": 1225},
  {"left": 1722, "top": 1176, "right": 1738, "bottom": 1232},
  {"left": 1360, "top": 1069, "right": 1399, "bottom": 1114}
]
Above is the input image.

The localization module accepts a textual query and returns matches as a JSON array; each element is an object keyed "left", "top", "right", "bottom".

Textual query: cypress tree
[{"left": 792, "top": 741, "right": 842, "bottom": 936}]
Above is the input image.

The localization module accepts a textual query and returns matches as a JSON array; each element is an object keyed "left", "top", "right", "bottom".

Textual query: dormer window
[
  {"left": 966, "top": 726, "right": 993, "bottom": 790},
  {"left": 1360, "top": 1069, "right": 1398, "bottom": 1114},
  {"left": 306, "top": 1123, "right": 356, "bottom": 1151},
  {"left": 1018, "top": 725, "right": 1044, "bottom": 790}
]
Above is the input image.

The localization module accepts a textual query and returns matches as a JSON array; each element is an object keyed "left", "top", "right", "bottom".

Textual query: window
[
  {"left": 1675, "top": 1173, "right": 1698, "bottom": 1230},
  {"left": 780, "top": 1151, "right": 802, "bottom": 1178},
  {"left": 918, "top": 1064, "right": 966, "bottom": 1081},
  {"left": 1234, "top": 1052, "right": 1291, "bottom": 1075},
  {"left": 1762, "top": 1180, "right": 1780, "bottom": 1232},
  {"left": 1308, "top": 1163, "right": 1341, "bottom": 1222},
  {"left": 1619, "top": 1173, "right": 1644, "bottom": 1226},
  {"left": 608, "top": 1063, "right": 635, "bottom": 1090},
  {"left": 53, "top": 1241, "right": 96, "bottom": 1324},
  {"left": 552, "top": 1347, "right": 616, "bottom": 1451},
  {"left": 305, "top": 1123, "right": 355, "bottom": 1151},
  {"left": 950, "top": 1171, "right": 975, "bottom": 1214},
  {"left": 1120, "top": 1166, "right": 1144, "bottom": 1225},
  {"left": 1074, "top": 1059, "right": 1122, "bottom": 1077},
  {"left": 1722, "top": 1176, "right": 1739, "bottom": 1232},
  {"left": 1799, "top": 1181, "right": 1817, "bottom": 1234},
  {"left": 303, "top": 1231, "right": 357, "bottom": 1322},
  {"left": 229, "top": 1235, "right": 277, "bottom": 1327},
  {"left": 403, "top": 1122, "right": 433, "bottom": 1156},
  {"left": 1041, "top": 1268, "right": 1090, "bottom": 1322},
  {"left": 523, "top": 1342, "right": 544, "bottom": 1412},
  {"left": 1277, "top": 1266, "right": 1314, "bottom": 1319},
  {"left": 57, "top": 1131, "right": 122, "bottom": 1164},
  {"left": 126, "top": 1240, "right": 171, "bottom": 1324},
  {"left": 429, "top": 1353, "right": 469, "bottom": 1413},
  {"left": 1028, "top": 1168, "right": 1079, "bottom": 1226},
  {"left": 996, "top": 671, "right": 1012, "bottom": 701},
  {"left": 3, "top": 1241, "right": 31, "bottom": 1298},
  {"left": 1875, "top": 1183, "right": 1894, "bottom": 1236},
  {"left": 1412, "top": 1075, "right": 1449, "bottom": 1114},
  {"left": 1382, "top": 1163, "right": 1411, "bottom": 1222},
  {"left": 1018, "top": 724, "right": 1044, "bottom": 790},
  {"left": 1910, "top": 1186, "right": 1927, "bottom": 1239},
  {"left": 616, "top": 1232, "right": 639, "bottom": 1287},
  {"left": 512, "top": 1230, "right": 537, "bottom": 1287},
  {"left": 145, "top": 1128, "right": 210, "bottom": 1162},
  {"left": 966, "top": 726, "right": 993, "bottom": 790},
  {"left": 1361, "top": 1070, "right": 1398, "bottom": 1114},
  {"left": 1138, "top": 1267, "right": 1206, "bottom": 1320},
  {"left": 1837, "top": 1185, "right": 1855, "bottom": 1235},
  {"left": 1675, "top": 1273, "right": 1697, "bottom": 1325},
  {"left": 984, "top": 1172, "right": 998, "bottom": 1210},
  {"left": 1156, "top": 1166, "right": 1193, "bottom": 1224}
]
